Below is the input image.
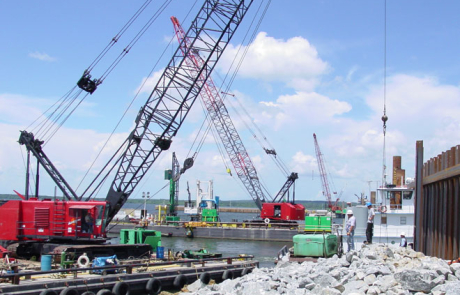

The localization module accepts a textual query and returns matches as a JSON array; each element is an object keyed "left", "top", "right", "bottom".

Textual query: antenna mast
[{"left": 381, "top": 0, "right": 388, "bottom": 188}]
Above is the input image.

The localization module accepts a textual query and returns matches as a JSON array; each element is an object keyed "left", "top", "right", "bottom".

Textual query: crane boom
[
  {"left": 171, "top": 15, "right": 267, "bottom": 210},
  {"left": 171, "top": 16, "right": 303, "bottom": 220},
  {"left": 104, "top": 0, "right": 254, "bottom": 223},
  {"left": 313, "top": 133, "right": 340, "bottom": 211}
]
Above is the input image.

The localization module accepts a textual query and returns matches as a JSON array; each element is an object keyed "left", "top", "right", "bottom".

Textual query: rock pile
[{"left": 180, "top": 244, "right": 460, "bottom": 294}]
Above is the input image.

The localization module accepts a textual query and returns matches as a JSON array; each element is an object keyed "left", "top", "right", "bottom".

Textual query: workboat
[{"left": 344, "top": 180, "right": 415, "bottom": 249}]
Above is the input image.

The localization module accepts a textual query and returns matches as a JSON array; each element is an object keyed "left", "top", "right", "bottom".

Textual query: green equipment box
[
  {"left": 293, "top": 234, "right": 338, "bottom": 258},
  {"left": 305, "top": 216, "right": 332, "bottom": 232},
  {"left": 120, "top": 228, "right": 161, "bottom": 251}
]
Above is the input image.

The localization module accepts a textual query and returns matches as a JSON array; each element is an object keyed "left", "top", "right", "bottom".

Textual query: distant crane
[
  {"left": 313, "top": 133, "right": 342, "bottom": 212},
  {"left": 171, "top": 16, "right": 304, "bottom": 222}
]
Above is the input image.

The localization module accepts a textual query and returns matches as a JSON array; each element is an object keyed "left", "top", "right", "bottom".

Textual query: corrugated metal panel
[
  {"left": 415, "top": 141, "right": 460, "bottom": 260},
  {"left": 34, "top": 207, "right": 50, "bottom": 228}
]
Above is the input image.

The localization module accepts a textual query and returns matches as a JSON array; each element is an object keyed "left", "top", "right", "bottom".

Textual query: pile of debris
[{"left": 181, "top": 244, "right": 460, "bottom": 294}]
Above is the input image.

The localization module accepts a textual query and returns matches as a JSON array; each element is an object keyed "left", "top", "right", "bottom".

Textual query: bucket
[
  {"left": 41, "top": 254, "right": 52, "bottom": 271},
  {"left": 156, "top": 246, "right": 164, "bottom": 259}
]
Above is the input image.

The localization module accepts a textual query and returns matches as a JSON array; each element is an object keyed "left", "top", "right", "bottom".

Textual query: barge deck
[
  {"left": 0, "top": 256, "right": 257, "bottom": 295},
  {"left": 108, "top": 222, "right": 305, "bottom": 242}
]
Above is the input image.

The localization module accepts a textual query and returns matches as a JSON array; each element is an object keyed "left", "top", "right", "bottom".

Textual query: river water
[{"left": 115, "top": 204, "right": 294, "bottom": 268}]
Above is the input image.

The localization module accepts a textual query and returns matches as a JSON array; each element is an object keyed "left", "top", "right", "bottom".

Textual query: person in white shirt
[
  {"left": 346, "top": 210, "right": 356, "bottom": 252},
  {"left": 366, "top": 202, "right": 375, "bottom": 244},
  {"left": 400, "top": 232, "right": 407, "bottom": 247}
]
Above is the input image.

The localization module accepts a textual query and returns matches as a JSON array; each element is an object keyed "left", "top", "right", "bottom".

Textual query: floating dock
[
  {"left": 108, "top": 222, "right": 305, "bottom": 242},
  {"left": 0, "top": 256, "right": 257, "bottom": 295}
]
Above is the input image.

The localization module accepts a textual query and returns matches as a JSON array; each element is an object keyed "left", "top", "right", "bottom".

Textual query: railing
[{"left": 0, "top": 255, "right": 255, "bottom": 285}]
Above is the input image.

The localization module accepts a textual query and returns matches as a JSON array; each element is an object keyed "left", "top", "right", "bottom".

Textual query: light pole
[{"left": 142, "top": 191, "right": 150, "bottom": 220}]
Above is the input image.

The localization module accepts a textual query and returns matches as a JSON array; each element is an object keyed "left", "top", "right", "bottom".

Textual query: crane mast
[
  {"left": 313, "top": 133, "right": 340, "bottom": 211},
  {"left": 171, "top": 16, "right": 266, "bottom": 210},
  {"left": 104, "top": 0, "right": 254, "bottom": 223},
  {"left": 171, "top": 16, "right": 304, "bottom": 223}
]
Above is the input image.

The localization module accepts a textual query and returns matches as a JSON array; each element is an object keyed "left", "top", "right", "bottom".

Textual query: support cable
[{"left": 80, "top": 1, "right": 199, "bottom": 197}]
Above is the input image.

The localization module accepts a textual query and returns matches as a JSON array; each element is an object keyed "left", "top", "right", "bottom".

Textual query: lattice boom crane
[
  {"left": 313, "top": 133, "right": 341, "bottom": 211},
  {"left": 172, "top": 16, "right": 305, "bottom": 221}
]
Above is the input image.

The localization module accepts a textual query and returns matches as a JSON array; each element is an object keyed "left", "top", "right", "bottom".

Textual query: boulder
[{"left": 394, "top": 269, "right": 440, "bottom": 292}]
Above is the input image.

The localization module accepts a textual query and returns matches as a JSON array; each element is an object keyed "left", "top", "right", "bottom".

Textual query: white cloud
[
  {"left": 290, "top": 151, "right": 316, "bottom": 174},
  {"left": 220, "top": 32, "right": 329, "bottom": 90},
  {"left": 135, "top": 70, "right": 163, "bottom": 95},
  {"left": 29, "top": 52, "right": 56, "bottom": 62},
  {"left": 258, "top": 91, "right": 352, "bottom": 129},
  {"left": 0, "top": 93, "right": 51, "bottom": 124}
]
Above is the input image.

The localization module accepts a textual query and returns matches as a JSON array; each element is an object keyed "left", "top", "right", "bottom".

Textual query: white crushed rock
[{"left": 180, "top": 244, "right": 460, "bottom": 294}]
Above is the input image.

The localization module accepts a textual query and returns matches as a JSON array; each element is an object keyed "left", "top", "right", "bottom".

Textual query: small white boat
[{"left": 344, "top": 180, "right": 415, "bottom": 250}]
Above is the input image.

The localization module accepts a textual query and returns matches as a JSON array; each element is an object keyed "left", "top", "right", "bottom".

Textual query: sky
[{"left": 2, "top": 0, "right": 460, "bottom": 206}]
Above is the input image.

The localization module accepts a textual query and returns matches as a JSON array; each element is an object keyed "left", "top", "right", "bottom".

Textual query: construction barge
[
  {"left": 0, "top": 255, "right": 257, "bottom": 295},
  {"left": 108, "top": 221, "right": 306, "bottom": 242}
]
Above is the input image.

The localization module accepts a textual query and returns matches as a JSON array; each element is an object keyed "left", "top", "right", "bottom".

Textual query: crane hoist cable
[
  {"left": 106, "top": 181, "right": 169, "bottom": 232},
  {"left": 183, "top": 0, "right": 272, "bottom": 168},
  {"left": 25, "top": 0, "right": 172, "bottom": 147},
  {"left": 78, "top": 2, "right": 200, "bottom": 198},
  {"left": 222, "top": 93, "right": 290, "bottom": 176},
  {"left": 211, "top": 0, "right": 292, "bottom": 177},
  {"left": 85, "top": 0, "right": 153, "bottom": 73}
]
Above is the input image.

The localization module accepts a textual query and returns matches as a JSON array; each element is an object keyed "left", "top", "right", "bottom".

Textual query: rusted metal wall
[{"left": 415, "top": 141, "right": 460, "bottom": 260}]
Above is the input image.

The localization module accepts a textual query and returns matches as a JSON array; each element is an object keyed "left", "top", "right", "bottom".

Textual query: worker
[
  {"left": 400, "top": 232, "right": 407, "bottom": 247},
  {"left": 365, "top": 202, "right": 375, "bottom": 244},
  {"left": 346, "top": 209, "right": 356, "bottom": 252},
  {"left": 85, "top": 212, "right": 94, "bottom": 233}
]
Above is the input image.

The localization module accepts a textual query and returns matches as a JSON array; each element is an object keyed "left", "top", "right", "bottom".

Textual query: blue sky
[{"left": 2, "top": 0, "right": 460, "bottom": 206}]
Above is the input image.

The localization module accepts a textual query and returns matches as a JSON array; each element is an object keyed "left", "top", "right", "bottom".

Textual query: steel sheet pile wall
[{"left": 415, "top": 141, "right": 460, "bottom": 260}]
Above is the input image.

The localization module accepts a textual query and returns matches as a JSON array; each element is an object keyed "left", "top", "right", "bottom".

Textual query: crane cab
[
  {"left": 0, "top": 198, "right": 108, "bottom": 243},
  {"left": 260, "top": 202, "right": 305, "bottom": 221}
]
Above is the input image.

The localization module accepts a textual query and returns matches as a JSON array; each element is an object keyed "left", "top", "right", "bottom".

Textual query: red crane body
[{"left": 172, "top": 16, "right": 304, "bottom": 222}]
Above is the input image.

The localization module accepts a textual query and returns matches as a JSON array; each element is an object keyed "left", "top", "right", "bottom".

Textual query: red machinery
[
  {"left": 0, "top": 198, "right": 107, "bottom": 242},
  {"left": 172, "top": 17, "right": 304, "bottom": 222},
  {"left": 1, "top": 0, "right": 254, "bottom": 258}
]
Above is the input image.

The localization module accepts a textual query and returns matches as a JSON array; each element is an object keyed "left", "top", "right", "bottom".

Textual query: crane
[
  {"left": 2, "top": 0, "right": 254, "bottom": 258},
  {"left": 313, "top": 133, "right": 342, "bottom": 212},
  {"left": 171, "top": 16, "right": 304, "bottom": 222}
]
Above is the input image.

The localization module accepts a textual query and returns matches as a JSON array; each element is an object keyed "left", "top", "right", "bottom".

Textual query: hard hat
[
  {"left": 401, "top": 232, "right": 406, "bottom": 236},
  {"left": 347, "top": 210, "right": 353, "bottom": 215},
  {"left": 366, "top": 202, "right": 372, "bottom": 207}
]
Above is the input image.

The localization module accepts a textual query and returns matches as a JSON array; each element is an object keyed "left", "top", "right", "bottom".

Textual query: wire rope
[{"left": 79, "top": 1, "right": 199, "bottom": 197}]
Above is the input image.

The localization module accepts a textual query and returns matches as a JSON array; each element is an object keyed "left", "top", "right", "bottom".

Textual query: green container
[
  {"left": 166, "top": 216, "right": 180, "bottom": 225},
  {"left": 319, "top": 216, "right": 332, "bottom": 232},
  {"left": 305, "top": 216, "right": 332, "bottom": 232},
  {"left": 304, "top": 216, "right": 319, "bottom": 231},
  {"left": 120, "top": 228, "right": 161, "bottom": 251},
  {"left": 293, "top": 234, "right": 338, "bottom": 257},
  {"left": 201, "top": 208, "right": 218, "bottom": 217}
]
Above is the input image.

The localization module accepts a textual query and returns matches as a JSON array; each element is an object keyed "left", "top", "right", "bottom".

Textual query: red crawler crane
[
  {"left": 313, "top": 133, "right": 342, "bottom": 212},
  {"left": 171, "top": 16, "right": 304, "bottom": 222}
]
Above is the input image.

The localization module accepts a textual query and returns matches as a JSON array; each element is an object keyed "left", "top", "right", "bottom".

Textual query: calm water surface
[{"left": 115, "top": 205, "right": 295, "bottom": 268}]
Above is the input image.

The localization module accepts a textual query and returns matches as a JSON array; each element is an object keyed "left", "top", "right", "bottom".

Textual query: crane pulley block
[{"left": 77, "top": 71, "right": 101, "bottom": 94}]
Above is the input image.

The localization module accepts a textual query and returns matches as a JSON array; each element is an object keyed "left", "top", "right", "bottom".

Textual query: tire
[
  {"left": 222, "top": 270, "right": 234, "bottom": 280},
  {"left": 96, "top": 290, "right": 113, "bottom": 295},
  {"left": 145, "top": 278, "right": 162, "bottom": 295},
  {"left": 60, "top": 288, "right": 79, "bottom": 295},
  {"left": 337, "top": 235, "right": 343, "bottom": 258},
  {"left": 82, "top": 292, "right": 96, "bottom": 295},
  {"left": 173, "top": 274, "right": 187, "bottom": 289},
  {"left": 39, "top": 291, "right": 59, "bottom": 295},
  {"left": 241, "top": 268, "right": 251, "bottom": 276},
  {"left": 112, "top": 282, "right": 129, "bottom": 295},
  {"left": 199, "top": 272, "right": 211, "bottom": 284},
  {"left": 77, "top": 254, "right": 90, "bottom": 268}
]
